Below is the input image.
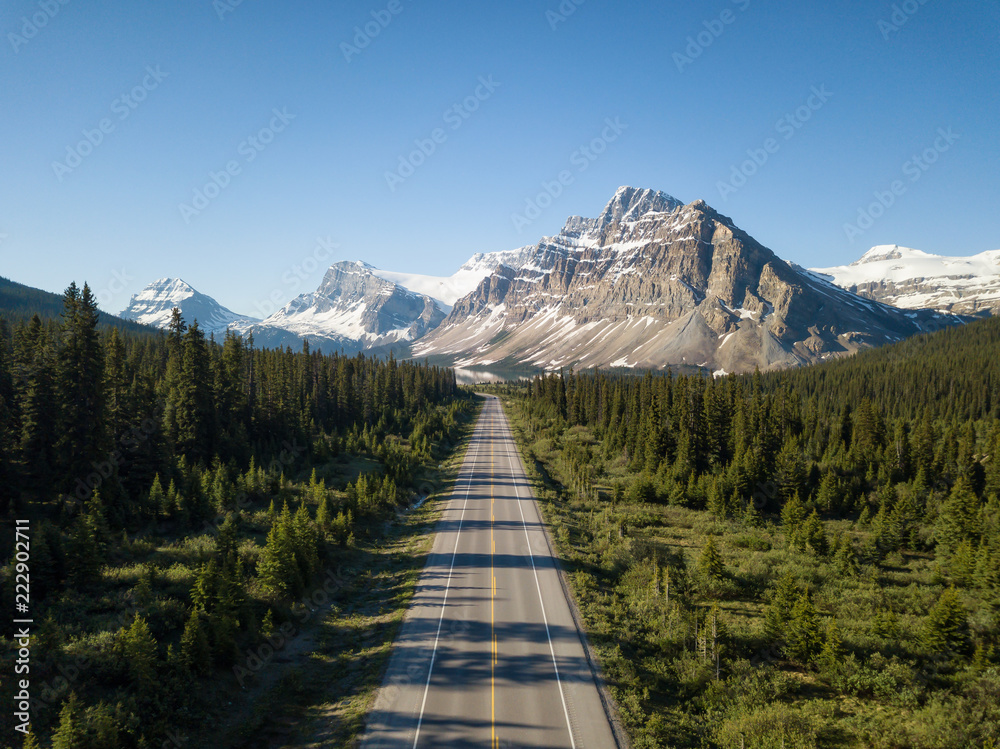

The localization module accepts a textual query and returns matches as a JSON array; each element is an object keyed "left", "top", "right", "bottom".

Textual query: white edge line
[
  {"left": 411, "top": 410, "right": 485, "bottom": 747},
  {"left": 498, "top": 402, "right": 578, "bottom": 749}
]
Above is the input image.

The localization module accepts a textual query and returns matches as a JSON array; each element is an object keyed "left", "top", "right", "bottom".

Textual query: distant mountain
[
  {"left": 119, "top": 278, "right": 259, "bottom": 336},
  {"left": 0, "top": 276, "right": 156, "bottom": 334},
  {"left": 414, "top": 186, "right": 961, "bottom": 373},
  {"left": 369, "top": 248, "right": 535, "bottom": 312},
  {"left": 810, "top": 245, "right": 1000, "bottom": 317},
  {"left": 242, "top": 261, "right": 445, "bottom": 354}
]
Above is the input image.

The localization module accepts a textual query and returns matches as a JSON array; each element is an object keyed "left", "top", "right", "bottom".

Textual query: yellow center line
[{"left": 490, "top": 415, "right": 496, "bottom": 749}]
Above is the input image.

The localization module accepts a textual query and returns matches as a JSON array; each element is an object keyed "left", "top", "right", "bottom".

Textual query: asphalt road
[{"left": 361, "top": 395, "right": 619, "bottom": 749}]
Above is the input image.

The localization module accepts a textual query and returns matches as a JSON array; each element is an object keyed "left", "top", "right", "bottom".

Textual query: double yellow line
[{"left": 490, "top": 407, "right": 499, "bottom": 749}]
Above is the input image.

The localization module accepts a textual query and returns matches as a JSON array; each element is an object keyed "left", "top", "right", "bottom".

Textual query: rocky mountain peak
[
  {"left": 596, "top": 186, "right": 682, "bottom": 228},
  {"left": 416, "top": 186, "right": 961, "bottom": 372}
]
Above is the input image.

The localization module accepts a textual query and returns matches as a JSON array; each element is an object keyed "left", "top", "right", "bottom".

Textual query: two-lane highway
[{"left": 361, "top": 396, "right": 619, "bottom": 748}]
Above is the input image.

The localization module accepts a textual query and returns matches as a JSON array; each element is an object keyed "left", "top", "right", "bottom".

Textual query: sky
[{"left": 2, "top": 0, "right": 998, "bottom": 317}]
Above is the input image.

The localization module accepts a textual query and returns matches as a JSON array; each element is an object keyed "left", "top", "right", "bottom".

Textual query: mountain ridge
[
  {"left": 414, "top": 187, "right": 961, "bottom": 372},
  {"left": 810, "top": 244, "right": 1000, "bottom": 316}
]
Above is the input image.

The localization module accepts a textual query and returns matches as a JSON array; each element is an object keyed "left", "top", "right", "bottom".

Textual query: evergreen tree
[
  {"left": 697, "top": 536, "right": 725, "bottom": 582},
  {"left": 119, "top": 614, "right": 158, "bottom": 688},
  {"left": 818, "top": 619, "right": 844, "bottom": 675},
  {"left": 180, "top": 607, "right": 211, "bottom": 675},
  {"left": 774, "top": 438, "right": 807, "bottom": 501},
  {"left": 55, "top": 283, "right": 106, "bottom": 491},
  {"left": 764, "top": 573, "right": 798, "bottom": 643},
  {"left": 816, "top": 470, "right": 841, "bottom": 514},
  {"left": 258, "top": 502, "right": 302, "bottom": 596},
  {"left": 922, "top": 586, "right": 970, "bottom": 656},
  {"left": 802, "top": 511, "right": 828, "bottom": 555},
  {"left": 786, "top": 589, "right": 822, "bottom": 663},
  {"left": 833, "top": 534, "right": 859, "bottom": 576},
  {"left": 14, "top": 315, "right": 58, "bottom": 496},
  {"left": 935, "top": 476, "right": 980, "bottom": 557},
  {"left": 781, "top": 493, "right": 806, "bottom": 547},
  {"left": 171, "top": 321, "right": 215, "bottom": 461},
  {"left": 51, "top": 692, "right": 85, "bottom": 749}
]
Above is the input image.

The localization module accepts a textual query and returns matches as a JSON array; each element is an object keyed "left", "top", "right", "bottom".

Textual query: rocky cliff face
[
  {"left": 415, "top": 187, "right": 960, "bottom": 373},
  {"left": 811, "top": 245, "right": 1000, "bottom": 317}
]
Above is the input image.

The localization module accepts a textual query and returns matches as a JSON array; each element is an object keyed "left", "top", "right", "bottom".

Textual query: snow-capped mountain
[
  {"left": 244, "top": 261, "right": 445, "bottom": 353},
  {"left": 810, "top": 245, "right": 1000, "bottom": 316},
  {"left": 370, "top": 247, "right": 535, "bottom": 312},
  {"left": 118, "top": 278, "right": 259, "bottom": 337},
  {"left": 414, "top": 186, "right": 961, "bottom": 373}
]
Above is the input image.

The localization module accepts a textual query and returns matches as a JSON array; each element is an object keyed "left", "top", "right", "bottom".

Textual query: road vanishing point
[{"left": 361, "top": 395, "right": 620, "bottom": 748}]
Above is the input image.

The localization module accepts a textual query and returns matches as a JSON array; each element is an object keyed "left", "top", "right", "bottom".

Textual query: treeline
[
  {"left": 497, "top": 315, "right": 1000, "bottom": 747},
  {"left": 0, "top": 283, "right": 468, "bottom": 748},
  {"left": 521, "top": 357, "right": 999, "bottom": 562}
]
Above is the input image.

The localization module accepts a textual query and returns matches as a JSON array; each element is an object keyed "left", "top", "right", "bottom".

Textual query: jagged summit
[
  {"left": 415, "top": 186, "right": 961, "bottom": 372},
  {"left": 597, "top": 186, "right": 682, "bottom": 227}
]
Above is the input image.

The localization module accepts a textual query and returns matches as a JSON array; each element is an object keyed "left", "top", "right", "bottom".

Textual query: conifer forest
[
  {"left": 0, "top": 283, "right": 470, "bottom": 747},
  {"left": 489, "top": 315, "right": 1000, "bottom": 748}
]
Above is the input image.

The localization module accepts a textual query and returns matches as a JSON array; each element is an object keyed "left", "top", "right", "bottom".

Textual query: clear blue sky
[{"left": 2, "top": 0, "right": 998, "bottom": 316}]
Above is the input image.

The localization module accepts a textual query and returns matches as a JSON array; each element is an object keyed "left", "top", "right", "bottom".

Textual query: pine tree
[
  {"left": 786, "top": 589, "right": 822, "bottom": 663},
  {"left": 802, "top": 511, "right": 828, "bottom": 556},
  {"left": 707, "top": 478, "right": 728, "bottom": 519},
  {"left": 258, "top": 502, "right": 302, "bottom": 596},
  {"left": 180, "top": 607, "right": 211, "bottom": 675},
  {"left": 66, "top": 510, "right": 102, "bottom": 587},
  {"left": 148, "top": 474, "right": 166, "bottom": 517},
  {"left": 781, "top": 493, "right": 806, "bottom": 547},
  {"left": 14, "top": 315, "right": 58, "bottom": 496},
  {"left": 764, "top": 573, "right": 798, "bottom": 643},
  {"left": 816, "top": 470, "right": 841, "bottom": 513},
  {"left": 922, "top": 586, "right": 970, "bottom": 656},
  {"left": 55, "top": 282, "right": 106, "bottom": 492},
  {"left": 697, "top": 536, "right": 726, "bottom": 582},
  {"left": 119, "top": 614, "right": 158, "bottom": 688},
  {"left": 316, "top": 492, "right": 331, "bottom": 535},
  {"left": 774, "top": 439, "right": 807, "bottom": 501},
  {"left": 935, "top": 476, "right": 980, "bottom": 557},
  {"left": 103, "top": 327, "right": 129, "bottom": 448},
  {"left": 818, "top": 620, "right": 843, "bottom": 675},
  {"left": 293, "top": 502, "right": 319, "bottom": 581},
  {"left": 171, "top": 321, "right": 215, "bottom": 461},
  {"left": 51, "top": 692, "right": 86, "bottom": 749},
  {"left": 833, "top": 535, "right": 859, "bottom": 576}
]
